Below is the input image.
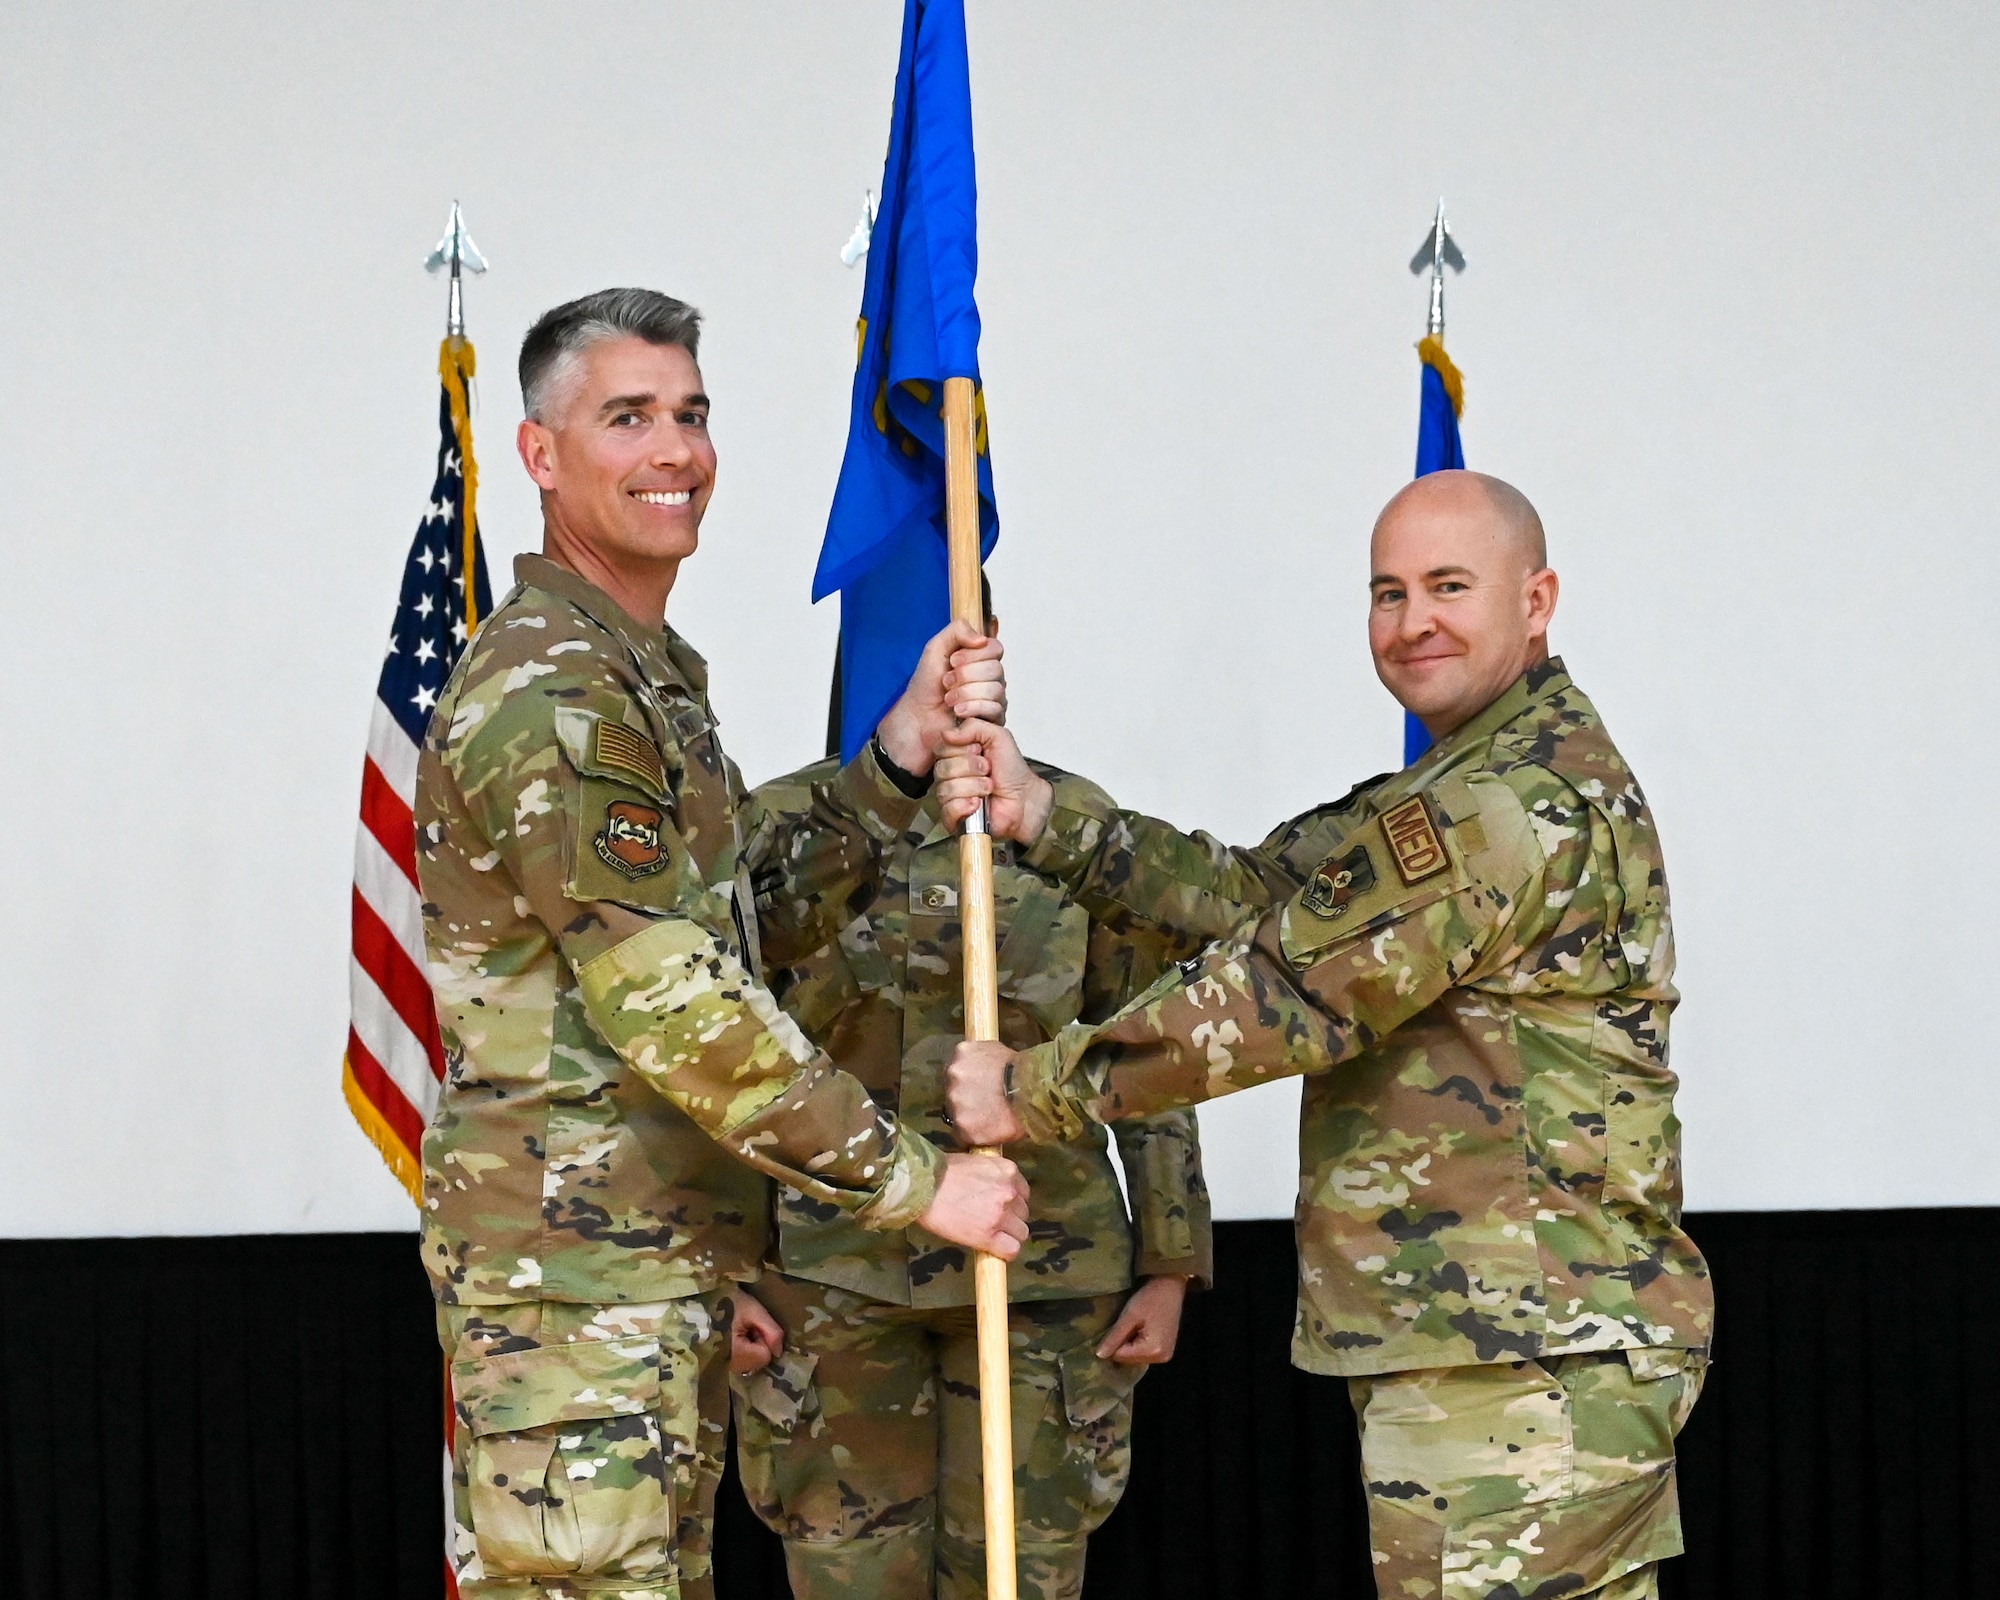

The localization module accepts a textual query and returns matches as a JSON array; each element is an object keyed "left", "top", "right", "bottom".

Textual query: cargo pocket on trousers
[
  {"left": 1626, "top": 1345, "right": 1708, "bottom": 1435},
  {"left": 454, "top": 1337, "right": 672, "bottom": 1581},
  {"left": 1053, "top": 1344, "right": 1147, "bottom": 1533},
  {"left": 1441, "top": 1460, "right": 1681, "bottom": 1599},
  {"left": 732, "top": 1347, "right": 818, "bottom": 1435},
  {"left": 730, "top": 1347, "right": 819, "bottom": 1526},
  {"left": 1057, "top": 1343, "right": 1144, "bottom": 1430}
]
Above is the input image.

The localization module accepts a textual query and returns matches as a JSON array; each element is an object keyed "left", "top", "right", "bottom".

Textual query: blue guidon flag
[
  {"left": 815, "top": 0, "right": 996, "bottom": 762},
  {"left": 1405, "top": 334, "right": 1466, "bottom": 764},
  {"left": 344, "top": 336, "right": 493, "bottom": 1200}
]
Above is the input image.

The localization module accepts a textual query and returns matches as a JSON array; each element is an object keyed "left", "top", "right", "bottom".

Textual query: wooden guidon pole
[{"left": 940, "top": 374, "right": 1016, "bottom": 1600}]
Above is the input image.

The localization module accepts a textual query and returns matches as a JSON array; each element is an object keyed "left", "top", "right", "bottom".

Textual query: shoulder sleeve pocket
[
  {"left": 1278, "top": 796, "right": 1470, "bottom": 966},
  {"left": 555, "top": 708, "right": 698, "bottom": 912}
]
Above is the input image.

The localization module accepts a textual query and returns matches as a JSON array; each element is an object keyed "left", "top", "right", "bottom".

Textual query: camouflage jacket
[
  {"left": 754, "top": 758, "right": 1214, "bottom": 1308},
  {"left": 416, "top": 555, "right": 946, "bottom": 1307},
  {"left": 1011, "top": 660, "right": 1713, "bottom": 1376}
]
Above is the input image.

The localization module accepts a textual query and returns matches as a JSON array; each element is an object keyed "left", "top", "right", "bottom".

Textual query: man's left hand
[
  {"left": 945, "top": 1039, "right": 1025, "bottom": 1147},
  {"left": 876, "top": 620, "right": 1006, "bottom": 776},
  {"left": 1097, "top": 1275, "right": 1190, "bottom": 1365},
  {"left": 936, "top": 720, "right": 1052, "bottom": 843}
]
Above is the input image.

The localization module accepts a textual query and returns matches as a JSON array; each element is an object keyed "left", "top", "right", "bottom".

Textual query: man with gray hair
[{"left": 417, "top": 288, "right": 1030, "bottom": 1600}]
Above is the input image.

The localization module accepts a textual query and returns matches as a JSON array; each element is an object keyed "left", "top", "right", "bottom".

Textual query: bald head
[
  {"left": 1366, "top": 470, "right": 1560, "bottom": 742},
  {"left": 1374, "top": 470, "right": 1547, "bottom": 575}
]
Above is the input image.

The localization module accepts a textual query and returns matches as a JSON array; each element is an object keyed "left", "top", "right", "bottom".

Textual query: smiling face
[
  {"left": 516, "top": 335, "right": 715, "bottom": 614},
  {"left": 1367, "top": 471, "right": 1559, "bottom": 739}
]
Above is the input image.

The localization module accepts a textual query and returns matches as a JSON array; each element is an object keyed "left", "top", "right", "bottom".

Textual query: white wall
[{"left": 2, "top": 2, "right": 1994, "bottom": 1237}]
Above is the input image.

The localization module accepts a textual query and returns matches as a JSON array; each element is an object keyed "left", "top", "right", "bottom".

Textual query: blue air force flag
[
  {"left": 814, "top": 0, "right": 996, "bottom": 762},
  {"left": 1404, "top": 336, "right": 1466, "bottom": 763}
]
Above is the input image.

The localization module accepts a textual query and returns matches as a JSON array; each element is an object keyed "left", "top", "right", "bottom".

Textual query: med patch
[
  {"left": 1381, "top": 795, "right": 1449, "bottom": 885},
  {"left": 596, "top": 800, "right": 669, "bottom": 878},
  {"left": 1300, "top": 843, "right": 1376, "bottom": 921}
]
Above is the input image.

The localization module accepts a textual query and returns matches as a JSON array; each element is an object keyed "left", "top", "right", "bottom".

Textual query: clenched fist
[
  {"left": 726, "top": 1288, "right": 786, "bottom": 1376},
  {"left": 917, "top": 1150, "right": 1031, "bottom": 1257},
  {"left": 945, "top": 1039, "right": 1027, "bottom": 1148},
  {"left": 875, "top": 620, "right": 1007, "bottom": 776},
  {"left": 934, "top": 720, "right": 1053, "bottom": 842}
]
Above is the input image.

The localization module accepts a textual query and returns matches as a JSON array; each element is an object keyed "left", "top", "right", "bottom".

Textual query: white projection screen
[{"left": 2, "top": 2, "right": 1995, "bottom": 1236}]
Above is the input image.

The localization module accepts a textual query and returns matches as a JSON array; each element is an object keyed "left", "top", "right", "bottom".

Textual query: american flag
[{"left": 343, "top": 336, "right": 492, "bottom": 1199}]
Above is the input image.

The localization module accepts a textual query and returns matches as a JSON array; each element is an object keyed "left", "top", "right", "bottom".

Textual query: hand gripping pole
[{"left": 941, "top": 374, "right": 1016, "bottom": 1600}]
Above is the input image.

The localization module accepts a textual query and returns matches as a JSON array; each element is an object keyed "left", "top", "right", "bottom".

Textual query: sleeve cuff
[
  {"left": 1010, "top": 1038, "right": 1093, "bottom": 1146},
  {"left": 831, "top": 741, "right": 928, "bottom": 843},
  {"left": 1137, "top": 1249, "right": 1215, "bottom": 1291},
  {"left": 851, "top": 1124, "right": 946, "bottom": 1233},
  {"left": 1021, "top": 793, "right": 1113, "bottom": 887}
]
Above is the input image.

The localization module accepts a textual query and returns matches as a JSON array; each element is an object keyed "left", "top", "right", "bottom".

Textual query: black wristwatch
[{"left": 870, "top": 730, "right": 932, "bottom": 798}]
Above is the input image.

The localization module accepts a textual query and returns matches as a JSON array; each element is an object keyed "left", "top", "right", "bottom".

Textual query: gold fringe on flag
[
  {"left": 440, "top": 335, "right": 481, "bottom": 633},
  {"left": 342, "top": 1052, "right": 424, "bottom": 1204},
  {"left": 1417, "top": 334, "right": 1465, "bottom": 418}
]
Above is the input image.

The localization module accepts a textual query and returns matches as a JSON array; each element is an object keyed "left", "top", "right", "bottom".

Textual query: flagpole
[
  {"left": 942, "top": 373, "right": 1017, "bottom": 1600},
  {"left": 426, "top": 201, "right": 488, "bottom": 634},
  {"left": 1405, "top": 198, "right": 1467, "bottom": 763}
]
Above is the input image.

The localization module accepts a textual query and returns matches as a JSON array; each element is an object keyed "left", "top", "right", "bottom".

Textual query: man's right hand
[
  {"left": 944, "top": 1039, "right": 1027, "bottom": 1147},
  {"left": 875, "top": 620, "right": 1006, "bottom": 776},
  {"left": 935, "top": 720, "right": 1053, "bottom": 844},
  {"left": 918, "top": 1151, "right": 1031, "bottom": 1258}
]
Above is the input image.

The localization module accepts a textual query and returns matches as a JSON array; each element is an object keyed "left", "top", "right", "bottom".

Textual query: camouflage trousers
[
  {"left": 731, "top": 1274, "right": 1143, "bottom": 1600},
  {"left": 439, "top": 1292, "right": 734, "bottom": 1600},
  {"left": 1348, "top": 1347, "right": 1708, "bottom": 1600}
]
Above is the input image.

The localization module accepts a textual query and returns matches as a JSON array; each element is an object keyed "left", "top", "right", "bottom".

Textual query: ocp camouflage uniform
[
  {"left": 418, "top": 556, "right": 945, "bottom": 1600},
  {"left": 733, "top": 758, "right": 1214, "bottom": 1600},
  {"left": 1003, "top": 661, "right": 1713, "bottom": 1600}
]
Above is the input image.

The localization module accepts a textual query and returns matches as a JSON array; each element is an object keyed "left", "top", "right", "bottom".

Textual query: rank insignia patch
[
  {"left": 1301, "top": 843, "right": 1376, "bottom": 919},
  {"left": 1381, "top": 796, "right": 1449, "bottom": 885},
  {"left": 596, "top": 800, "right": 668, "bottom": 878},
  {"left": 594, "top": 720, "right": 668, "bottom": 793}
]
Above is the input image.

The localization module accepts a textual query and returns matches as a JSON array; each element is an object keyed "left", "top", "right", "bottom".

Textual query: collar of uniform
[
  {"left": 1398, "top": 655, "right": 1573, "bottom": 791},
  {"left": 512, "top": 553, "right": 706, "bottom": 695}
]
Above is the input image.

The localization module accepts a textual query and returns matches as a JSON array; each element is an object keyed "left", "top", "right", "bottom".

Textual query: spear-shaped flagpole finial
[
  {"left": 1408, "top": 197, "right": 1466, "bottom": 340},
  {"left": 425, "top": 200, "right": 489, "bottom": 339}
]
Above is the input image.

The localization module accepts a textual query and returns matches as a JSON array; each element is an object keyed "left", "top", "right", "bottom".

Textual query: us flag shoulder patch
[
  {"left": 594, "top": 720, "right": 668, "bottom": 793},
  {"left": 1381, "top": 796, "right": 1449, "bottom": 885}
]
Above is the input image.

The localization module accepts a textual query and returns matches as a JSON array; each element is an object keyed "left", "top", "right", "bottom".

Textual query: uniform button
[{"left": 920, "top": 886, "right": 948, "bottom": 910}]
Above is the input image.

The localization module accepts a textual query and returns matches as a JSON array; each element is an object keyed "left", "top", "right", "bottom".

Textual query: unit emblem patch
[
  {"left": 1381, "top": 796, "right": 1449, "bottom": 885},
  {"left": 596, "top": 800, "right": 668, "bottom": 878},
  {"left": 1301, "top": 843, "right": 1376, "bottom": 919}
]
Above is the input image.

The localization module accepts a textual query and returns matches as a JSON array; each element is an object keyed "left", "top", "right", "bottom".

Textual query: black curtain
[{"left": 3, "top": 1211, "right": 1994, "bottom": 1599}]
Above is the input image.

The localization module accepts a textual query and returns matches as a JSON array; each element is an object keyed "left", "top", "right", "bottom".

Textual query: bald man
[{"left": 940, "top": 472, "right": 1713, "bottom": 1600}]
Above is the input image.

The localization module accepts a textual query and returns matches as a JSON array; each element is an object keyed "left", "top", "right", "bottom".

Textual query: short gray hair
[{"left": 518, "top": 288, "right": 703, "bottom": 423}]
